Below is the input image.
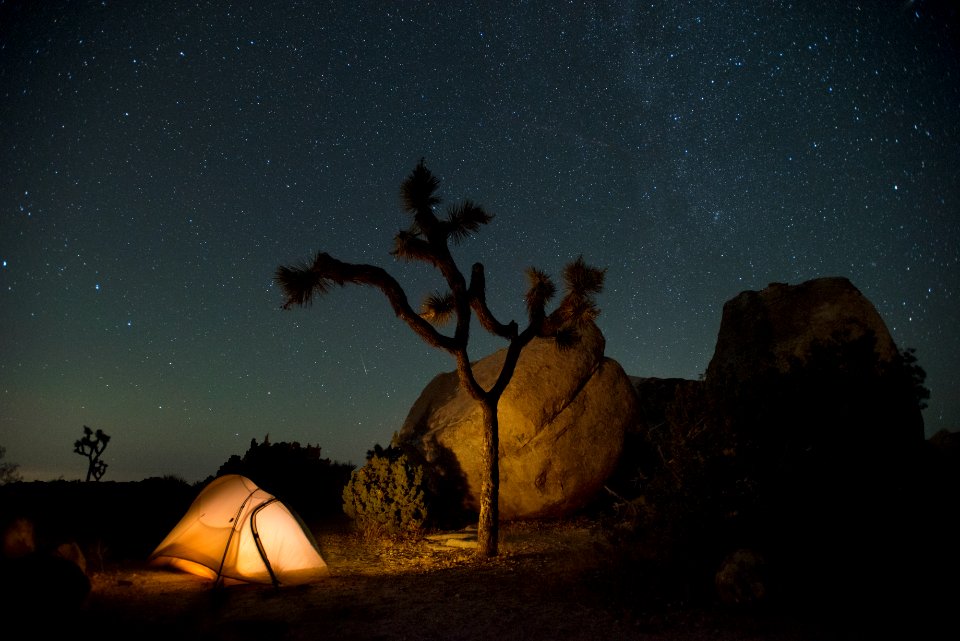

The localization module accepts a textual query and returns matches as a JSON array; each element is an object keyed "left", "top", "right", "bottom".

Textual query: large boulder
[
  {"left": 705, "top": 276, "right": 900, "bottom": 386},
  {"left": 704, "top": 276, "right": 923, "bottom": 449},
  {"left": 701, "top": 277, "right": 925, "bottom": 608},
  {"left": 398, "top": 322, "right": 636, "bottom": 520},
  {"left": 2, "top": 517, "right": 35, "bottom": 559},
  {"left": 0, "top": 518, "right": 90, "bottom": 626},
  {"left": 715, "top": 548, "right": 768, "bottom": 606},
  {"left": 591, "top": 275, "right": 948, "bottom": 635}
]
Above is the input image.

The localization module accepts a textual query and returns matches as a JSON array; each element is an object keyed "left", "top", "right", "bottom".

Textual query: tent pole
[
  {"left": 215, "top": 486, "right": 257, "bottom": 587},
  {"left": 250, "top": 498, "right": 280, "bottom": 588}
]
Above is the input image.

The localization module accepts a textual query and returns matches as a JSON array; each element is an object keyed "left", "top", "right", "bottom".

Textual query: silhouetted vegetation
[
  {"left": 276, "top": 160, "right": 605, "bottom": 556},
  {"left": 73, "top": 426, "right": 110, "bottom": 482},
  {"left": 0, "top": 476, "right": 195, "bottom": 567},
  {"left": 343, "top": 442, "right": 472, "bottom": 537},
  {"left": 899, "top": 346, "right": 931, "bottom": 411},
  {"left": 343, "top": 450, "right": 428, "bottom": 539},
  {"left": 214, "top": 436, "right": 353, "bottom": 523},
  {"left": 0, "top": 445, "right": 21, "bottom": 485}
]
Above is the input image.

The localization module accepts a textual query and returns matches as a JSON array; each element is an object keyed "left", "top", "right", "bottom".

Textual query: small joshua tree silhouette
[{"left": 74, "top": 426, "right": 110, "bottom": 482}]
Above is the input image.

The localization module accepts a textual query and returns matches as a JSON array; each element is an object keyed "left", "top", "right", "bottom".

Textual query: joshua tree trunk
[{"left": 477, "top": 398, "right": 500, "bottom": 557}]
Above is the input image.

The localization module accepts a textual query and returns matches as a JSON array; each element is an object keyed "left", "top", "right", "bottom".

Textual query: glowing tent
[{"left": 149, "top": 474, "right": 328, "bottom": 586}]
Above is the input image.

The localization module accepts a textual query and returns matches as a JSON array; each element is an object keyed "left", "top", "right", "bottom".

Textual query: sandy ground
[{"left": 65, "top": 520, "right": 839, "bottom": 641}]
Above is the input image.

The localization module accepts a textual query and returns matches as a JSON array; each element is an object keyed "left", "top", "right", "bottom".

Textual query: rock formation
[
  {"left": 715, "top": 548, "right": 768, "bottom": 606},
  {"left": 621, "top": 276, "right": 927, "bottom": 610},
  {"left": 705, "top": 276, "right": 900, "bottom": 386},
  {"left": 0, "top": 516, "right": 90, "bottom": 623},
  {"left": 704, "top": 276, "right": 924, "bottom": 451},
  {"left": 398, "top": 322, "right": 636, "bottom": 520}
]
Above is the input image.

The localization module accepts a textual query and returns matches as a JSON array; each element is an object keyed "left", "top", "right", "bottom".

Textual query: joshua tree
[
  {"left": 276, "top": 160, "right": 604, "bottom": 556},
  {"left": 74, "top": 425, "right": 110, "bottom": 482}
]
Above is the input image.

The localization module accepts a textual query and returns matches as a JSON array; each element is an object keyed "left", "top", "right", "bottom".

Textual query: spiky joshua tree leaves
[
  {"left": 74, "top": 425, "right": 110, "bottom": 482},
  {"left": 276, "top": 160, "right": 605, "bottom": 556}
]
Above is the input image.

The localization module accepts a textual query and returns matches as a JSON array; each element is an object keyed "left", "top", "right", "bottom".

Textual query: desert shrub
[
  {"left": 214, "top": 436, "right": 353, "bottom": 521},
  {"left": 342, "top": 452, "right": 427, "bottom": 539}
]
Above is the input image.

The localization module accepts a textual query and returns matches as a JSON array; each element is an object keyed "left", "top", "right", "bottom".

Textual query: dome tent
[{"left": 149, "top": 474, "right": 327, "bottom": 586}]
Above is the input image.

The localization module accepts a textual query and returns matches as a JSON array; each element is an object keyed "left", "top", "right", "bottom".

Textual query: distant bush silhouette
[
  {"left": 0, "top": 445, "right": 21, "bottom": 485},
  {"left": 214, "top": 436, "right": 353, "bottom": 522}
]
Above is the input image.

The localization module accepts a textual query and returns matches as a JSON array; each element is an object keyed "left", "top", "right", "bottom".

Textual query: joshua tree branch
[
  {"left": 469, "top": 263, "right": 517, "bottom": 339},
  {"left": 489, "top": 326, "right": 538, "bottom": 400},
  {"left": 277, "top": 253, "right": 461, "bottom": 353}
]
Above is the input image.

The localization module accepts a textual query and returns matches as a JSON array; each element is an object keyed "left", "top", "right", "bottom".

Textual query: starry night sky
[{"left": 1, "top": 1, "right": 957, "bottom": 482}]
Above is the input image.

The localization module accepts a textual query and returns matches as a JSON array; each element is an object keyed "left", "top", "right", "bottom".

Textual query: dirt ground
[{"left": 65, "top": 519, "right": 842, "bottom": 641}]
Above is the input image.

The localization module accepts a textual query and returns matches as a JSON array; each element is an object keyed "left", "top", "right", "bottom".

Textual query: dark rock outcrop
[
  {"left": 399, "top": 322, "right": 636, "bottom": 520},
  {"left": 0, "top": 553, "right": 91, "bottom": 620},
  {"left": 703, "top": 277, "right": 923, "bottom": 467},
  {"left": 0, "top": 516, "right": 90, "bottom": 624},
  {"left": 705, "top": 277, "right": 901, "bottom": 386},
  {"left": 705, "top": 279, "right": 925, "bottom": 593},
  {"left": 1, "top": 516, "right": 35, "bottom": 559},
  {"left": 715, "top": 548, "right": 768, "bottom": 606},
  {"left": 614, "top": 277, "right": 931, "bottom": 617}
]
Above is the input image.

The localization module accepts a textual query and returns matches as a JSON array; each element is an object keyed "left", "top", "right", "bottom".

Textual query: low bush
[{"left": 342, "top": 452, "right": 427, "bottom": 539}]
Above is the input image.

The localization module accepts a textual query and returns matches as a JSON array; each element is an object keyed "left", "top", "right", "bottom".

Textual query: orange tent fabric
[{"left": 149, "top": 474, "right": 327, "bottom": 586}]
